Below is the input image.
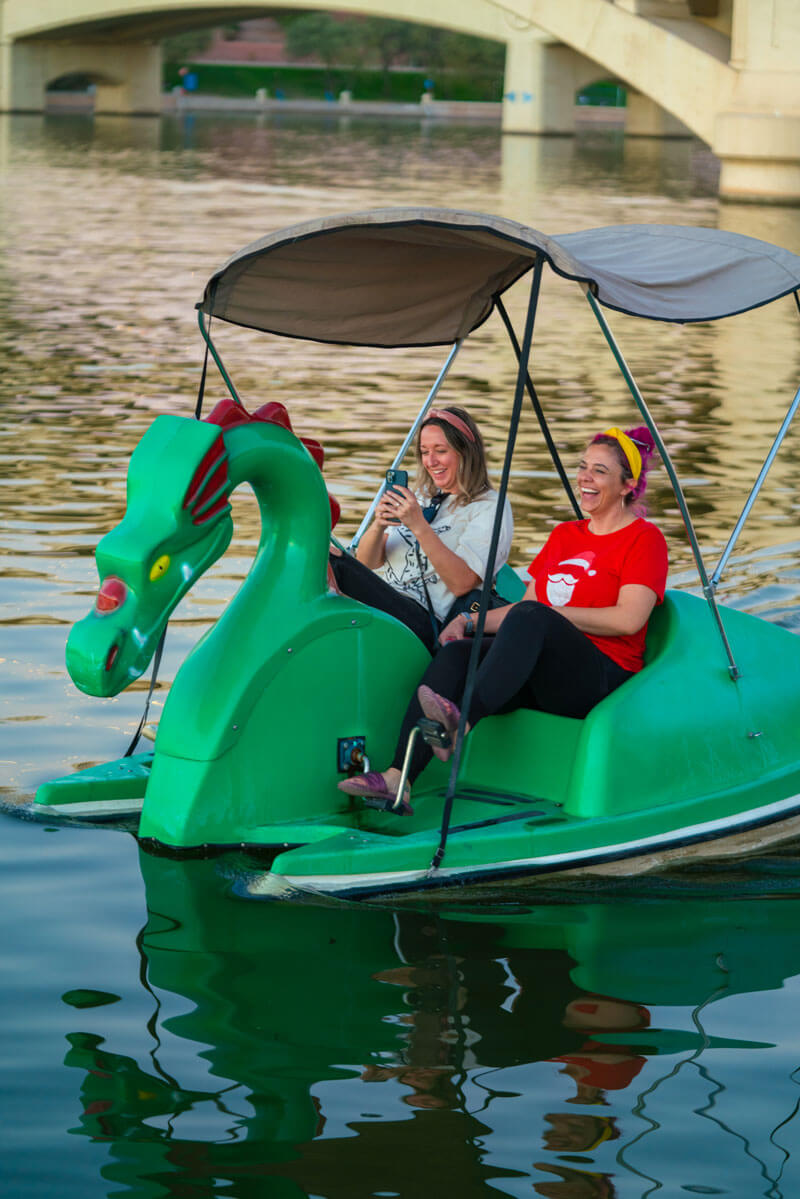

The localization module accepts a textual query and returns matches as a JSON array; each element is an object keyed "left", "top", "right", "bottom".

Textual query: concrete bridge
[{"left": 1, "top": 0, "right": 799, "bottom": 202}]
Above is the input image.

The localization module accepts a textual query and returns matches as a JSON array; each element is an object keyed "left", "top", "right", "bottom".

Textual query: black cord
[
  {"left": 495, "top": 295, "right": 581, "bottom": 519},
  {"left": 432, "top": 260, "right": 544, "bottom": 870},
  {"left": 124, "top": 626, "right": 166, "bottom": 758},
  {"left": 195, "top": 309, "right": 212, "bottom": 419}
]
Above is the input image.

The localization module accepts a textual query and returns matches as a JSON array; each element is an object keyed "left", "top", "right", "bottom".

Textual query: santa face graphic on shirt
[{"left": 546, "top": 554, "right": 597, "bottom": 606}]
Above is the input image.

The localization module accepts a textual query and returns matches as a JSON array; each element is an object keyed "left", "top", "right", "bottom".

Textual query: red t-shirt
[{"left": 527, "top": 518, "right": 668, "bottom": 673}]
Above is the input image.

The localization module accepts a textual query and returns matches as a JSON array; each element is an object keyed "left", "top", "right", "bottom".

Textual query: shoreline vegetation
[
  {"left": 45, "top": 60, "right": 626, "bottom": 120},
  {"left": 163, "top": 61, "right": 509, "bottom": 105}
]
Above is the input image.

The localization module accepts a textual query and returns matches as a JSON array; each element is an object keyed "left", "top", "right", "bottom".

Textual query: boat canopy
[{"left": 198, "top": 207, "right": 800, "bottom": 346}]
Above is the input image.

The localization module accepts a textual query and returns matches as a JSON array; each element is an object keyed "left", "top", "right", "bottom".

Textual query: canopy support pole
[
  {"left": 431, "top": 258, "right": 544, "bottom": 874},
  {"left": 196, "top": 309, "right": 243, "bottom": 408},
  {"left": 585, "top": 289, "right": 740, "bottom": 681},
  {"left": 712, "top": 383, "right": 800, "bottom": 588},
  {"left": 349, "top": 339, "right": 462, "bottom": 551},
  {"left": 495, "top": 295, "right": 581, "bottom": 518}
]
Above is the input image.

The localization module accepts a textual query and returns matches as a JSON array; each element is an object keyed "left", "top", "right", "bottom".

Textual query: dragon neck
[
  {"left": 218, "top": 419, "right": 331, "bottom": 628},
  {"left": 150, "top": 408, "right": 337, "bottom": 760}
]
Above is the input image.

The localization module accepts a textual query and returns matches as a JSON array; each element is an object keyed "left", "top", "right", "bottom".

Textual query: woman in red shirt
[{"left": 340, "top": 425, "right": 668, "bottom": 811}]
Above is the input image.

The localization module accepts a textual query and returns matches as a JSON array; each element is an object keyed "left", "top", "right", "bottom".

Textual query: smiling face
[
  {"left": 419, "top": 424, "right": 462, "bottom": 494},
  {"left": 576, "top": 443, "right": 633, "bottom": 519}
]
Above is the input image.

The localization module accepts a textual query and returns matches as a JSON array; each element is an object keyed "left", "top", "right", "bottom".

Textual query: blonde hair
[{"left": 415, "top": 407, "right": 490, "bottom": 508}]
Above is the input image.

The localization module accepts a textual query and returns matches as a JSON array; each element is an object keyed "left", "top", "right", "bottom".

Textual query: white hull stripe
[
  {"left": 276, "top": 792, "right": 800, "bottom": 894},
  {"left": 34, "top": 798, "right": 144, "bottom": 818}
]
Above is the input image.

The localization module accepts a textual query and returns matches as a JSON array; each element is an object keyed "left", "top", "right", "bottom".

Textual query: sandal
[
  {"left": 337, "top": 770, "right": 413, "bottom": 815},
  {"left": 417, "top": 686, "right": 462, "bottom": 762}
]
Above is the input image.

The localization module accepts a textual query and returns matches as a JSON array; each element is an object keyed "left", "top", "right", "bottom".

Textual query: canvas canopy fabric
[{"left": 198, "top": 207, "right": 800, "bottom": 346}]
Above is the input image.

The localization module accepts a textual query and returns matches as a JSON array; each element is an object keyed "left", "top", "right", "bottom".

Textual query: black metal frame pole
[
  {"left": 495, "top": 295, "right": 582, "bottom": 519},
  {"left": 585, "top": 288, "right": 740, "bottom": 681},
  {"left": 714, "top": 291, "right": 800, "bottom": 584},
  {"left": 196, "top": 306, "right": 243, "bottom": 408},
  {"left": 431, "top": 258, "right": 544, "bottom": 872}
]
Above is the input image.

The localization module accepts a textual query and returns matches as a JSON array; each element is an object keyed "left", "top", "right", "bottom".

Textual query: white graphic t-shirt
[{"left": 373, "top": 489, "right": 514, "bottom": 623}]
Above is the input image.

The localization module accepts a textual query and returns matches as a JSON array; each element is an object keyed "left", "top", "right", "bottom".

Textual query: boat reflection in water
[{"left": 60, "top": 848, "right": 800, "bottom": 1198}]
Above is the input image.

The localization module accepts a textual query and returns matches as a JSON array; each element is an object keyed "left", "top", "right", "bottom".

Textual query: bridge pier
[
  {"left": 0, "top": 39, "right": 161, "bottom": 114},
  {"left": 626, "top": 93, "right": 691, "bottom": 138},
  {"left": 715, "top": 112, "right": 800, "bottom": 204},
  {"left": 710, "top": 1, "right": 800, "bottom": 203},
  {"left": 501, "top": 30, "right": 691, "bottom": 141},
  {"left": 502, "top": 32, "right": 600, "bottom": 135}
]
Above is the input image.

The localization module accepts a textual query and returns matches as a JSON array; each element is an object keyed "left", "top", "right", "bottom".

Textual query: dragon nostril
[
  {"left": 105, "top": 643, "right": 119, "bottom": 672},
  {"left": 96, "top": 577, "right": 127, "bottom": 614}
]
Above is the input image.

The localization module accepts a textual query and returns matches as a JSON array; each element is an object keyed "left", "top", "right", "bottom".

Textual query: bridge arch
[
  {"left": 0, "top": 0, "right": 722, "bottom": 137},
  {"left": 2, "top": 0, "right": 799, "bottom": 200}
]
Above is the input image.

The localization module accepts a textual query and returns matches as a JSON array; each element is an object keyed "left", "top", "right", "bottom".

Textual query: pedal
[
  {"left": 362, "top": 793, "right": 413, "bottom": 816},
  {"left": 418, "top": 717, "right": 452, "bottom": 750}
]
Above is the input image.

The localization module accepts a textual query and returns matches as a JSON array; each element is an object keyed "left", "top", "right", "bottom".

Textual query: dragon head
[
  {"left": 67, "top": 399, "right": 339, "bottom": 699},
  {"left": 66, "top": 415, "right": 234, "bottom": 697}
]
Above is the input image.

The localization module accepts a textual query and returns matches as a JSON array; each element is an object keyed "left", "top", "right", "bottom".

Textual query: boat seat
[{"left": 424, "top": 591, "right": 683, "bottom": 805}]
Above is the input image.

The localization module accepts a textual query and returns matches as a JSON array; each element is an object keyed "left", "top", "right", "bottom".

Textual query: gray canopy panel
[
  {"left": 553, "top": 223, "right": 800, "bottom": 324},
  {"left": 198, "top": 207, "right": 800, "bottom": 346}
]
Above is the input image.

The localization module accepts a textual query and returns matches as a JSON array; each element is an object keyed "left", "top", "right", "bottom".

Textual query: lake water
[{"left": 2, "top": 110, "right": 800, "bottom": 1197}]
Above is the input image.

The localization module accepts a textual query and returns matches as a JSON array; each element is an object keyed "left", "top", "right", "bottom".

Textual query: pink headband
[{"left": 425, "top": 409, "right": 476, "bottom": 443}]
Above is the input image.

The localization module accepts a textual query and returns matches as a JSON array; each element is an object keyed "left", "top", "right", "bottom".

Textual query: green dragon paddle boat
[{"left": 34, "top": 209, "right": 800, "bottom": 897}]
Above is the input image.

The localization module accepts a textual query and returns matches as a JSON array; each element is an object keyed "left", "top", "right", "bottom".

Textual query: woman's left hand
[
  {"left": 377, "top": 486, "right": 425, "bottom": 533},
  {"left": 438, "top": 613, "right": 470, "bottom": 644}
]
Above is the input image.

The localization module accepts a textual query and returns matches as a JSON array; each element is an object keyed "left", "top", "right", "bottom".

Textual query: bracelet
[{"left": 464, "top": 616, "right": 475, "bottom": 637}]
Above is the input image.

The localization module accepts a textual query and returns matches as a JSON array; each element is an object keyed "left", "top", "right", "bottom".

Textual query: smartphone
[
  {"left": 385, "top": 468, "right": 408, "bottom": 495},
  {"left": 383, "top": 468, "right": 408, "bottom": 524}
]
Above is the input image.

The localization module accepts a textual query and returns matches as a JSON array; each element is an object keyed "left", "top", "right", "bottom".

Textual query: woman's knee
[
  {"left": 422, "top": 639, "right": 472, "bottom": 691},
  {"left": 499, "top": 600, "right": 562, "bottom": 637}
]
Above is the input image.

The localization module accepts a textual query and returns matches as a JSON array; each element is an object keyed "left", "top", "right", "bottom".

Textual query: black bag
[
  {"left": 414, "top": 535, "right": 505, "bottom": 639},
  {"left": 443, "top": 586, "right": 506, "bottom": 626}
]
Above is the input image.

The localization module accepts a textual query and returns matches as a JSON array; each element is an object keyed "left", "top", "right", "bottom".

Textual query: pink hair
[{"left": 591, "top": 425, "right": 656, "bottom": 511}]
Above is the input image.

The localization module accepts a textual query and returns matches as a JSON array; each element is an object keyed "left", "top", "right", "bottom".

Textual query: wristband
[{"left": 464, "top": 616, "right": 475, "bottom": 637}]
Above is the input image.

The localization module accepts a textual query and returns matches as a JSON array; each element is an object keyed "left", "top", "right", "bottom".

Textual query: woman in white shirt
[{"left": 330, "top": 407, "right": 514, "bottom": 653}]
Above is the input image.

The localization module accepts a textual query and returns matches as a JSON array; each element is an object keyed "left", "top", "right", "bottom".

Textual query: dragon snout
[
  {"left": 66, "top": 616, "right": 133, "bottom": 698},
  {"left": 66, "top": 575, "right": 155, "bottom": 698},
  {"left": 95, "top": 576, "right": 128, "bottom": 614}
]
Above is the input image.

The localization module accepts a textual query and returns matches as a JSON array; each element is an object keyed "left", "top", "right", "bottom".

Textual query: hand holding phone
[
  {"left": 382, "top": 469, "right": 408, "bottom": 525},
  {"left": 385, "top": 468, "right": 408, "bottom": 495}
]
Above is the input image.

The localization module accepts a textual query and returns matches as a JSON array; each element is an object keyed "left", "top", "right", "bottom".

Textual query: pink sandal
[
  {"left": 417, "top": 685, "right": 462, "bottom": 762},
  {"left": 337, "top": 770, "right": 412, "bottom": 815}
]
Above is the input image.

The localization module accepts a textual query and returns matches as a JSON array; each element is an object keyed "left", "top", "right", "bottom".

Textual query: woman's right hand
[{"left": 375, "top": 487, "right": 423, "bottom": 531}]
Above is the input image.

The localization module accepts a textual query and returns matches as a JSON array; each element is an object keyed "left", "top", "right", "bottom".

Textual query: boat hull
[
  {"left": 251, "top": 796, "right": 800, "bottom": 900},
  {"left": 34, "top": 590, "right": 800, "bottom": 898}
]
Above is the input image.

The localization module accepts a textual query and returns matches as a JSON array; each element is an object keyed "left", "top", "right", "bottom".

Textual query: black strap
[
  {"left": 124, "top": 626, "right": 166, "bottom": 757},
  {"left": 414, "top": 542, "right": 441, "bottom": 643},
  {"left": 413, "top": 492, "right": 446, "bottom": 642}
]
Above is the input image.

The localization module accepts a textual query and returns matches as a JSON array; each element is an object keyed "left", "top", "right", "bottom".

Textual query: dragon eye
[{"left": 149, "top": 554, "right": 171, "bottom": 581}]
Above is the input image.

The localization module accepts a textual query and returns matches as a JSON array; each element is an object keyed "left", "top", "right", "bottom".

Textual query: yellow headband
[{"left": 602, "top": 427, "right": 642, "bottom": 484}]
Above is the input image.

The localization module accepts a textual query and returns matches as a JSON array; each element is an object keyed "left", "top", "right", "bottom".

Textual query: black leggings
[
  {"left": 329, "top": 552, "right": 438, "bottom": 653},
  {"left": 390, "top": 601, "right": 632, "bottom": 782}
]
